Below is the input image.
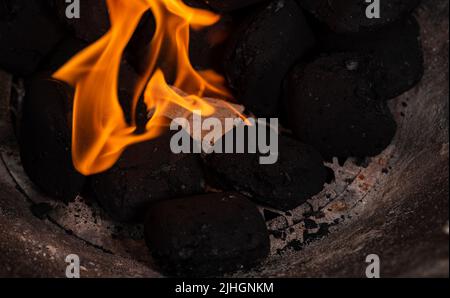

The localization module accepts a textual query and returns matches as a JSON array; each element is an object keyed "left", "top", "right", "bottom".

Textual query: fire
[{"left": 53, "top": 0, "right": 233, "bottom": 175}]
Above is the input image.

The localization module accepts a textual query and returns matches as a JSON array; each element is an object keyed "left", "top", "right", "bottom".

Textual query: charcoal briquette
[
  {"left": 298, "top": 0, "right": 420, "bottom": 33},
  {"left": 91, "top": 131, "right": 205, "bottom": 222},
  {"left": 203, "top": 134, "right": 327, "bottom": 211},
  {"left": 19, "top": 74, "right": 85, "bottom": 201},
  {"left": 225, "top": 0, "right": 315, "bottom": 117},
  {"left": 317, "top": 16, "right": 424, "bottom": 99},
  {"left": 283, "top": 52, "right": 397, "bottom": 161},
  {"left": 0, "top": 0, "right": 65, "bottom": 75},
  {"left": 144, "top": 192, "right": 270, "bottom": 277}
]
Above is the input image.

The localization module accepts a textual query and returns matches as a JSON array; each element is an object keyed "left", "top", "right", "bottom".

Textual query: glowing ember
[{"left": 53, "top": 0, "right": 234, "bottom": 175}]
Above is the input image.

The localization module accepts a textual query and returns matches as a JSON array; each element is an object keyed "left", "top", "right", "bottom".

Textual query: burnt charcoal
[
  {"left": 0, "top": 0, "right": 65, "bottom": 75},
  {"left": 283, "top": 53, "right": 397, "bottom": 161},
  {"left": 19, "top": 74, "right": 85, "bottom": 201},
  {"left": 52, "top": 0, "right": 110, "bottom": 43},
  {"left": 144, "top": 192, "right": 270, "bottom": 277},
  {"left": 225, "top": 0, "right": 315, "bottom": 117},
  {"left": 203, "top": 134, "right": 327, "bottom": 211},
  {"left": 91, "top": 130, "right": 205, "bottom": 222},
  {"left": 298, "top": 0, "right": 420, "bottom": 33},
  {"left": 317, "top": 16, "right": 424, "bottom": 99},
  {"left": 199, "top": 0, "right": 269, "bottom": 12}
]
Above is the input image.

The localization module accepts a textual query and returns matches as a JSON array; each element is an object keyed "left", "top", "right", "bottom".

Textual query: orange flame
[{"left": 53, "top": 0, "right": 233, "bottom": 175}]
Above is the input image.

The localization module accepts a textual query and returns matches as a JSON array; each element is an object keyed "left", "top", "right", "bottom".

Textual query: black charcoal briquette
[
  {"left": 0, "top": 0, "right": 64, "bottom": 75},
  {"left": 144, "top": 192, "right": 270, "bottom": 277},
  {"left": 203, "top": 133, "right": 327, "bottom": 211},
  {"left": 20, "top": 74, "right": 85, "bottom": 201},
  {"left": 298, "top": 0, "right": 420, "bottom": 33},
  {"left": 317, "top": 16, "right": 424, "bottom": 99},
  {"left": 225, "top": 0, "right": 315, "bottom": 117},
  {"left": 283, "top": 52, "right": 397, "bottom": 161},
  {"left": 91, "top": 131, "right": 205, "bottom": 222}
]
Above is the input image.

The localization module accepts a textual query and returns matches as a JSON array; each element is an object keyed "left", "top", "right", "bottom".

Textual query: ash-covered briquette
[
  {"left": 225, "top": 0, "right": 315, "bottom": 117},
  {"left": 91, "top": 130, "right": 205, "bottom": 223},
  {"left": 317, "top": 16, "right": 424, "bottom": 99},
  {"left": 297, "top": 0, "right": 420, "bottom": 34},
  {"left": 144, "top": 192, "right": 270, "bottom": 277},
  {"left": 199, "top": 0, "right": 268, "bottom": 12},
  {"left": 0, "top": 0, "right": 64, "bottom": 75},
  {"left": 203, "top": 133, "right": 327, "bottom": 211},
  {"left": 19, "top": 74, "right": 85, "bottom": 201},
  {"left": 51, "top": 0, "right": 110, "bottom": 43},
  {"left": 283, "top": 53, "right": 397, "bottom": 161}
]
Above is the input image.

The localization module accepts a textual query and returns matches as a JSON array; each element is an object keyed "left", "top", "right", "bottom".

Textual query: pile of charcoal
[{"left": 0, "top": 0, "right": 423, "bottom": 277}]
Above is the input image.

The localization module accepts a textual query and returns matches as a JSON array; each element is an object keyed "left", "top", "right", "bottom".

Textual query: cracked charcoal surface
[
  {"left": 0, "top": 0, "right": 65, "bottom": 75},
  {"left": 317, "top": 16, "right": 424, "bottom": 99},
  {"left": 297, "top": 0, "right": 420, "bottom": 33},
  {"left": 91, "top": 131, "right": 205, "bottom": 223},
  {"left": 225, "top": 0, "right": 315, "bottom": 117},
  {"left": 283, "top": 52, "right": 397, "bottom": 161},
  {"left": 19, "top": 74, "right": 85, "bottom": 201},
  {"left": 144, "top": 192, "right": 270, "bottom": 277},
  {"left": 203, "top": 134, "right": 327, "bottom": 211}
]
